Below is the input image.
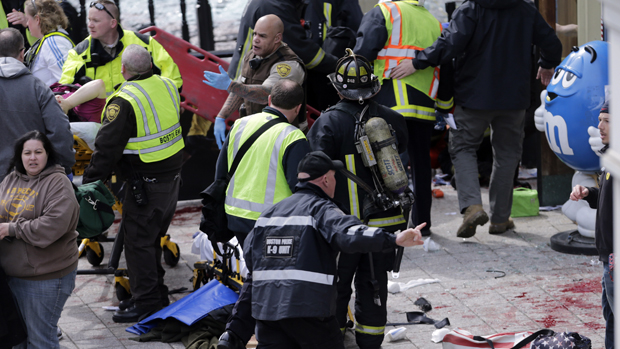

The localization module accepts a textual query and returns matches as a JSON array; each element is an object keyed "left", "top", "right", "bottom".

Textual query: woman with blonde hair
[{"left": 23, "top": 0, "right": 74, "bottom": 85}]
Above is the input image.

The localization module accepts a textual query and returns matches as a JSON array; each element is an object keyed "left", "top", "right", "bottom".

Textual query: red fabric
[{"left": 50, "top": 83, "right": 105, "bottom": 123}]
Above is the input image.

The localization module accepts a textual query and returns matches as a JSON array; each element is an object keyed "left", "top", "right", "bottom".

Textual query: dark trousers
[
  {"left": 256, "top": 316, "right": 344, "bottom": 349},
  {"left": 225, "top": 231, "right": 255, "bottom": 343},
  {"left": 122, "top": 176, "right": 180, "bottom": 308},
  {"left": 406, "top": 119, "right": 433, "bottom": 231},
  {"left": 335, "top": 251, "right": 393, "bottom": 349}
]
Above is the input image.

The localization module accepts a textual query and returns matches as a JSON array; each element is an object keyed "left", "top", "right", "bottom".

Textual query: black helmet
[{"left": 328, "top": 49, "right": 381, "bottom": 102}]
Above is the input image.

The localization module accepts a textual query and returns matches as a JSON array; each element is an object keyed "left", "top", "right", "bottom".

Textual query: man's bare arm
[
  {"left": 227, "top": 81, "right": 271, "bottom": 104},
  {"left": 217, "top": 91, "right": 245, "bottom": 119}
]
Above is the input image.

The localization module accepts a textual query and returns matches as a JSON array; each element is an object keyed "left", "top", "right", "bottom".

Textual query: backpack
[{"left": 74, "top": 180, "right": 116, "bottom": 238}]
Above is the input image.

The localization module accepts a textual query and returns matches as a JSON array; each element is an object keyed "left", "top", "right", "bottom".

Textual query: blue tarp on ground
[{"left": 126, "top": 279, "right": 239, "bottom": 335}]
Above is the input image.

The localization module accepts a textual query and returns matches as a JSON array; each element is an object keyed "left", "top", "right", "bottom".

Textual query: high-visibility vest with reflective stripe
[
  {"left": 375, "top": 1, "right": 442, "bottom": 104},
  {"left": 225, "top": 112, "right": 306, "bottom": 221},
  {"left": 109, "top": 75, "right": 184, "bottom": 163}
]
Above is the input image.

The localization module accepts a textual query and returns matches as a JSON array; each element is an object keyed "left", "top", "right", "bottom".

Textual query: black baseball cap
[
  {"left": 297, "top": 151, "right": 344, "bottom": 182},
  {"left": 601, "top": 100, "right": 609, "bottom": 114}
]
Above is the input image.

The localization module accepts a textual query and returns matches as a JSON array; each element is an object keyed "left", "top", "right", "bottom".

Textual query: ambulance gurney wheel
[
  {"left": 115, "top": 283, "right": 131, "bottom": 301},
  {"left": 85, "top": 243, "right": 105, "bottom": 266},
  {"left": 163, "top": 243, "right": 181, "bottom": 267},
  {"left": 208, "top": 336, "right": 218, "bottom": 349}
]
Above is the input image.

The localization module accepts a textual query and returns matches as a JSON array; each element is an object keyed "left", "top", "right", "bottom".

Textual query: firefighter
[
  {"left": 354, "top": 0, "right": 454, "bottom": 237},
  {"left": 306, "top": 51, "right": 409, "bottom": 348}
]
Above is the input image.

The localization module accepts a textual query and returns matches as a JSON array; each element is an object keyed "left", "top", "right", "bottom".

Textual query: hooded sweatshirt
[
  {"left": 0, "top": 165, "right": 79, "bottom": 280},
  {"left": 0, "top": 57, "right": 75, "bottom": 184}
]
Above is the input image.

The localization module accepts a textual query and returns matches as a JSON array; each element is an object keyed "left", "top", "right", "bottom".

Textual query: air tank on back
[{"left": 364, "top": 117, "right": 408, "bottom": 194}]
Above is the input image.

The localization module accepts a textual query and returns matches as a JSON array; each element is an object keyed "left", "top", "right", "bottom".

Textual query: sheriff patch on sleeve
[
  {"left": 265, "top": 236, "right": 294, "bottom": 258},
  {"left": 276, "top": 63, "right": 292, "bottom": 77},
  {"left": 106, "top": 104, "right": 121, "bottom": 123}
]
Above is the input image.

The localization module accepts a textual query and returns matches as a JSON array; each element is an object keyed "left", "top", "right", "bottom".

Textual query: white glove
[
  {"left": 534, "top": 90, "right": 547, "bottom": 132},
  {"left": 588, "top": 126, "right": 604, "bottom": 155}
]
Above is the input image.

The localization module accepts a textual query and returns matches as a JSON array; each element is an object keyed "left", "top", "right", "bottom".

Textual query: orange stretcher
[{"left": 138, "top": 26, "right": 320, "bottom": 129}]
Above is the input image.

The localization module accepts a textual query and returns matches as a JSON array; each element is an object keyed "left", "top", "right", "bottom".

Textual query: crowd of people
[{"left": 0, "top": 0, "right": 613, "bottom": 348}]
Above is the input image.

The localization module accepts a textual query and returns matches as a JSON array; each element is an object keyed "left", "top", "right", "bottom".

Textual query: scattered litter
[
  {"left": 433, "top": 173, "right": 450, "bottom": 186},
  {"left": 539, "top": 205, "right": 563, "bottom": 211},
  {"left": 414, "top": 297, "right": 432, "bottom": 312},
  {"left": 432, "top": 188, "right": 444, "bottom": 198},
  {"left": 404, "top": 311, "right": 450, "bottom": 328},
  {"left": 103, "top": 306, "right": 120, "bottom": 311},
  {"left": 386, "top": 327, "right": 407, "bottom": 342},
  {"left": 423, "top": 238, "right": 441, "bottom": 252},
  {"left": 590, "top": 259, "right": 602, "bottom": 266},
  {"left": 387, "top": 278, "right": 440, "bottom": 294},
  {"left": 445, "top": 212, "right": 458, "bottom": 215},
  {"left": 486, "top": 268, "right": 506, "bottom": 278}
]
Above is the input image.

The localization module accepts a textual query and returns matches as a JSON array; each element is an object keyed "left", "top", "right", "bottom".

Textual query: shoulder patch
[
  {"left": 105, "top": 104, "right": 120, "bottom": 123},
  {"left": 607, "top": 172, "right": 611, "bottom": 180},
  {"left": 276, "top": 63, "right": 292, "bottom": 77}
]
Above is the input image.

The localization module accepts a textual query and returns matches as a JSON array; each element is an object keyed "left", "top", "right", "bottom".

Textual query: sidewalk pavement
[{"left": 58, "top": 184, "right": 606, "bottom": 349}]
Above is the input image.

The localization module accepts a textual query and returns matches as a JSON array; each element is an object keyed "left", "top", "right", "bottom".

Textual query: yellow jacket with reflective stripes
[
  {"left": 59, "top": 28, "right": 182, "bottom": 95},
  {"left": 225, "top": 111, "right": 306, "bottom": 221},
  {"left": 106, "top": 75, "right": 184, "bottom": 163},
  {"left": 375, "top": 1, "right": 449, "bottom": 120}
]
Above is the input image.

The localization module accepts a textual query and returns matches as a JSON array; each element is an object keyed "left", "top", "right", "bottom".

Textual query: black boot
[
  {"left": 217, "top": 330, "right": 245, "bottom": 349},
  {"left": 112, "top": 304, "right": 161, "bottom": 323}
]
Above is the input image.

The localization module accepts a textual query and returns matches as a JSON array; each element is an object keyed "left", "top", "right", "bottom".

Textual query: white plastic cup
[{"left": 386, "top": 327, "right": 407, "bottom": 342}]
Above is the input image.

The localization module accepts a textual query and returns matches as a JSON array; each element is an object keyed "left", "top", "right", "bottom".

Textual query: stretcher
[{"left": 192, "top": 237, "right": 246, "bottom": 293}]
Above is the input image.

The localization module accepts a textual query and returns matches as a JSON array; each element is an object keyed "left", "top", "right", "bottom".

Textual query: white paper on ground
[
  {"left": 102, "top": 306, "right": 120, "bottom": 311},
  {"left": 387, "top": 278, "right": 440, "bottom": 294}
]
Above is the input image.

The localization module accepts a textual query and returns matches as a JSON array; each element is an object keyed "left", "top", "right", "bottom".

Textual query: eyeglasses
[
  {"left": 90, "top": 2, "right": 115, "bottom": 20},
  {"left": 30, "top": 0, "right": 38, "bottom": 13}
]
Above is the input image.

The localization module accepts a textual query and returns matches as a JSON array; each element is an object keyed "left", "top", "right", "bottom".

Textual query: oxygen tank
[{"left": 364, "top": 117, "right": 408, "bottom": 194}]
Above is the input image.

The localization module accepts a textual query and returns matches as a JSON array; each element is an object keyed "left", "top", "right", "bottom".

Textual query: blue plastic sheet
[{"left": 126, "top": 279, "right": 239, "bottom": 335}]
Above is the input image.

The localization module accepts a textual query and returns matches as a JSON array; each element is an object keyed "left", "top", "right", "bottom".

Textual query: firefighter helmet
[{"left": 328, "top": 49, "right": 381, "bottom": 102}]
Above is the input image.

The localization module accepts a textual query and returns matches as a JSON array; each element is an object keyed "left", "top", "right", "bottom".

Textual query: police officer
[
  {"left": 307, "top": 51, "right": 409, "bottom": 348},
  {"left": 354, "top": 0, "right": 453, "bottom": 237},
  {"left": 59, "top": 0, "right": 182, "bottom": 94},
  {"left": 215, "top": 79, "right": 310, "bottom": 349},
  {"left": 245, "top": 151, "right": 425, "bottom": 348},
  {"left": 203, "top": 14, "right": 306, "bottom": 150},
  {"left": 82, "top": 44, "right": 184, "bottom": 323}
]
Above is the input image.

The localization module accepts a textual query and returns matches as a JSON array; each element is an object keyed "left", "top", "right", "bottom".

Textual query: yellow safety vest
[
  {"left": 59, "top": 29, "right": 182, "bottom": 95},
  {"left": 375, "top": 1, "right": 443, "bottom": 120},
  {"left": 107, "top": 75, "right": 184, "bottom": 163},
  {"left": 225, "top": 112, "right": 306, "bottom": 221}
]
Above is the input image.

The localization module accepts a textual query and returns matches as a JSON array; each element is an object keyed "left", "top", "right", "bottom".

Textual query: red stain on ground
[
  {"left": 584, "top": 321, "right": 605, "bottom": 331},
  {"left": 171, "top": 206, "right": 202, "bottom": 223},
  {"left": 560, "top": 279, "right": 601, "bottom": 294},
  {"left": 515, "top": 292, "right": 527, "bottom": 298},
  {"left": 539, "top": 315, "right": 557, "bottom": 327}
]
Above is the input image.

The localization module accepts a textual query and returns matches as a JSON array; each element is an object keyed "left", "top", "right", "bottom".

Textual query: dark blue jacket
[
  {"left": 244, "top": 182, "right": 398, "bottom": 320},
  {"left": 411, "top": 0, "right": 562, "bottom": 110}
]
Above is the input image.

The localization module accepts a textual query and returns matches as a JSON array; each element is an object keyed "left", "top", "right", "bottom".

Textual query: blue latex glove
[
  {"left": 203, "top": 65, "right": 231, "bottom": 90},
  {"left": 67, "top": 173, "right": 73, "bottom": 182},
  {"left": 434, "top": 111, "right": 448, "bottom": 131},
  {"left": 214, "top": 117, "right": 226, "bottom": 149}
]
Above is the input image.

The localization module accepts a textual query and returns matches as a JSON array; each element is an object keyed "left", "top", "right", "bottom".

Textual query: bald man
[
  {"left": 203, "top": 14, "right": 306, "bottom": 149},
  {"left": 83, "top": 44, "right": 184, "bottom": 323}
]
